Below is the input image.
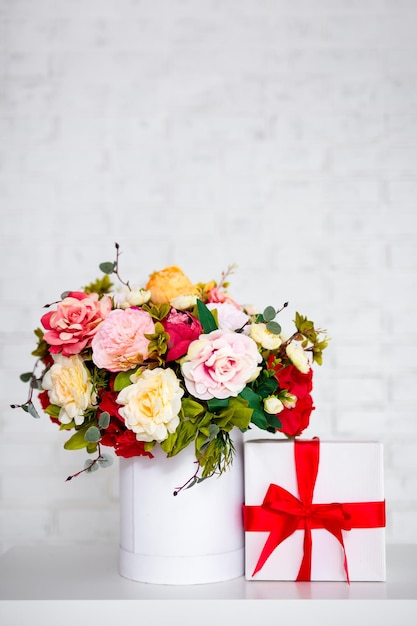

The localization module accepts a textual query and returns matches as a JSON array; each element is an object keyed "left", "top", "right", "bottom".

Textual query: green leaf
[
  {"left": 197, "top": 299, "right": 218, "bottom": 333},
  {"left": 44, "top": 404, "right": 60, "bottom": 418},
  {"left": 84, "top": 426, "right": 101, "bottom": 443},
  {"left": 99, "top": 261, "right": 116, "bottom": 275},
  {"left": 162, "top": 420, "right": 197, "bottom": 456},
  {"left": 265, "top": 412, "right": 282, "bottom": 429},
  {"left": 266, "top": 320, "right": 281, "bottom": 335},
  {"left": 83, "top": 274, "right": 113, "bottom": 295},
  {"left": 98, "top": 411, "right": 110, "bottom": 428},
  {"left": 200, "top": 423, "right": 220, "bottom": 449},
  {"left": 207, "top": 398, "right": 229, "bottom": 412},
  {"left": 181, "top": 398, "right": 205, "bottom": 419},
  {"left": 60, "top": 291, "right": 71, "bottom": 299},
  {"left": 239, "top": 387, "right": 268, "bottom": 430},
  {"left": 64, "top": 423, "right": 94, "bottom": 450},
  {"left": 255, "top": 376, "right": 278, "bottom": 399},
  {"left": 114, "top": 370, "right": 134, "bottom": 391},
  {"left": 263, "top": 306, "right": 276, "bottom": 322}
]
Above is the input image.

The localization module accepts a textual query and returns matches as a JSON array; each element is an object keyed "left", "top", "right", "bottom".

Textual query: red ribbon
[{"left": 243, "top": 439, "right": 386, "bottom": 582}]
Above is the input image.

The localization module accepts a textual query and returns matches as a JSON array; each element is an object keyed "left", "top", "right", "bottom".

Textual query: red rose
[
  {"left": 269, "top": 361, "right": 314, "bottom": 437},
  {"left": 163, "top": 309, "right": 202, "bottom": 361}
]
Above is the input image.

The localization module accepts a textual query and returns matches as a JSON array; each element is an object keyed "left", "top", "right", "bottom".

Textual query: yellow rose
[{"left": 146, "top": 266, "right": 196, "bottom": 304}]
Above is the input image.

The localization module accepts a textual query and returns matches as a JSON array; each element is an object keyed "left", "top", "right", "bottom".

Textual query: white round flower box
[{"left": 119, "top": 431, "right": 244, "bottom": 585}]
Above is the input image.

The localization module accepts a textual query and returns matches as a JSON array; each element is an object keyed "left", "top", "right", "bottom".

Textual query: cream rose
[
  {"left": 113, "top": 286, "right": 151, "bottom": 309},
  {"left": 170, "top": 294, "right": 198, "bottom": 310},
  {"left": 116, "top": 368, "right": 184, "bottom": 442},
  {"left": 286, "top": 341, "right": 310, "bottom": 374},
  {"left": 42, "top": 354, "right": 96, "bottom": 425},
  {"left": 264, "top": 396, "right": 284, "bottom": 414},
  {"left": 249, "top": 323, "right": 282, "bottom": 350}
]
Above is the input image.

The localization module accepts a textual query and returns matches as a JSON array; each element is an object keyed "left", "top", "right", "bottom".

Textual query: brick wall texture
[{"left": 1, "top": 0, "right": 417, "bottom": 551}]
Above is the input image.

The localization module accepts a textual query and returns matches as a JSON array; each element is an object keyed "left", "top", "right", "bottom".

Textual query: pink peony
[
  {"left": 41, "top": 292, "right": 112, "bottom": 356},
  {"left": 181, "top": 329, "right": 262, "bottom": 400},
  {"left": 207, "top": 287, "right": 242, "bottom": 309},
  {"left": 206, "top": 302, "right": 249, "bottom": 331},
  {"left": 163, "top": 309, "right": 202, "bottom": 362},
  {"left": 92, "top": 308, "right": 155, "bottom": 372}
]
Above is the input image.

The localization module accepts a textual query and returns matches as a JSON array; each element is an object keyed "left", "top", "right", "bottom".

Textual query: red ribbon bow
[{"left": 243, "top": 438, "right": 386, "bottom": 582}]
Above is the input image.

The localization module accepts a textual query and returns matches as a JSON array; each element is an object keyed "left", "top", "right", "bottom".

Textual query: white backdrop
[{"left": 1, "top": 0, "right": 417, "bottom": 552}]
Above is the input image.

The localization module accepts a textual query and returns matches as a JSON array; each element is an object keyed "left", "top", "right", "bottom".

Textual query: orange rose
[{"left": 146, "top": 266, "right": 196, "bottom": 304}]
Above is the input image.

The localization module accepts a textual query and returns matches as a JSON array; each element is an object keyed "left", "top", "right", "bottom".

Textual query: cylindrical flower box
[{"left": 119, "top": 431, "right": 244, "bottom": 585}]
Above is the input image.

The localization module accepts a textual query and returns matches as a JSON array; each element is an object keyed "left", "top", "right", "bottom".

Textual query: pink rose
[
  {"left": 181, "top": 329, "right": 262, "bottom": 400},
  {"left": 41, "top": 292, "right": 112, "bottom": 356},
  {"left": 163, "top": 309, "right": 202, "bottom": 362},
  {"left": 92, "top": 308, "right": 155, "bottom": 372}
]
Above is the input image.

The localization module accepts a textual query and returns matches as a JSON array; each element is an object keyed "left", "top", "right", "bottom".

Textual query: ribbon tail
[
  {"left": 296, "top": 522, "right": 312, "bottom": 581},
  {"left": 322, "top": 523, "right": 350, "bottom": 584},
  {"left": 252, "top": 516, "right": 299, "bottom": 577}
]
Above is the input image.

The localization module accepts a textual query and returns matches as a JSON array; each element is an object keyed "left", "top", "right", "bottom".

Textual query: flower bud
[{"left": 264, "top": 396, "right": 284, "bottom": 415}]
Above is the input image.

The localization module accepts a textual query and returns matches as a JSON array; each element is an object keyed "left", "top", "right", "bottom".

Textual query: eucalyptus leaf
[
  {"left": 60, "top": 291, "right": 71, "bottom": 299},
  {"left": 84, "top": 426, "right": 101, "bottom": 443},
  {"left": 19, "top": 372, "right": 33, "bottom": 383},
  {"left": 84, "top": 459, "right": 99, "bottom": 473},
  {"left": 98, "top": 454, "right": 113, "bottom": 468},
  {"left": 263, "top": 306, "right": 276, "bottom": 322},
  {"left": 98, "top": 411, "right": 110, "bottom": 429},
  {"left": 99, "top": 261, "right": 116, "bottom": 275},
  {"left": 266, "top": 320, "right": 281, "bottom": 335},
  {"left": 27, "top": 402, "right": 41, "bottom": 419}
]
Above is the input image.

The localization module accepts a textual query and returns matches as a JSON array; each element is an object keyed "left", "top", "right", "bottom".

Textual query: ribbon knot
[{"left": 243, "top": 439, "right": 386, "bottom": 582}]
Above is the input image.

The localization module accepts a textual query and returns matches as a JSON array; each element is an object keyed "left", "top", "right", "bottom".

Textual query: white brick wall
[{"left": 1, "top": 0, "right": 417, "bottom": 551}]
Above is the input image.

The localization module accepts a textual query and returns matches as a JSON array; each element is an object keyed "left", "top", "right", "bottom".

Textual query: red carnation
[
  {"left": 98, "top": 390, "right": 154, "bottom": 459},
  {"left": 269, "top": 361, "right": 314, "bottom": 437}
]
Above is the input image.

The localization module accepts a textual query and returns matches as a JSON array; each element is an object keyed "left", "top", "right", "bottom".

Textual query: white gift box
[{"left": 244, "top": 439, "right": 386, "bottom": 582}]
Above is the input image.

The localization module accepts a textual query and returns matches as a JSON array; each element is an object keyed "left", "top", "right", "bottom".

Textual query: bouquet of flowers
[{"left": 13, "top": 244, "right": 328, "bottom": 491}]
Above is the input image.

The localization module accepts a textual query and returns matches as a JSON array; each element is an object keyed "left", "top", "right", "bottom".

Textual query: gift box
[{"left": 243, "top": 439, "right": 386, "bottom": 582}]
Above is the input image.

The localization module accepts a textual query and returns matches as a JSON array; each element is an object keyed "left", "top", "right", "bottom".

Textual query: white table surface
[{"left": 0, "top": 544, "right": 416, "bottom": 625}]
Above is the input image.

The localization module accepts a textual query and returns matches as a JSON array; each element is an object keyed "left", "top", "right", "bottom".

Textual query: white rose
[
  {"left": 116, "top": 367, "right": 184, "bottom": 442},
  {"left": 113, "top": 286, "right": 151, "bottom": 309},
  {"left": 42, "top": 354, "right": 96, "bottom": 425},
  {"left": 249, "top": 323, "right": 282, "bottom": 350},
  {"left": 207, "top": 302, "right": 249, "bottom": 331},
  {"left": 264, "top": 396, "right": 284, "bottom": 414},
  {"left": 170, "top": 294, "right": 198, "bottom": 310},
  {"left": 285, "top": 341, "right": 310, "bottom": 374}
]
